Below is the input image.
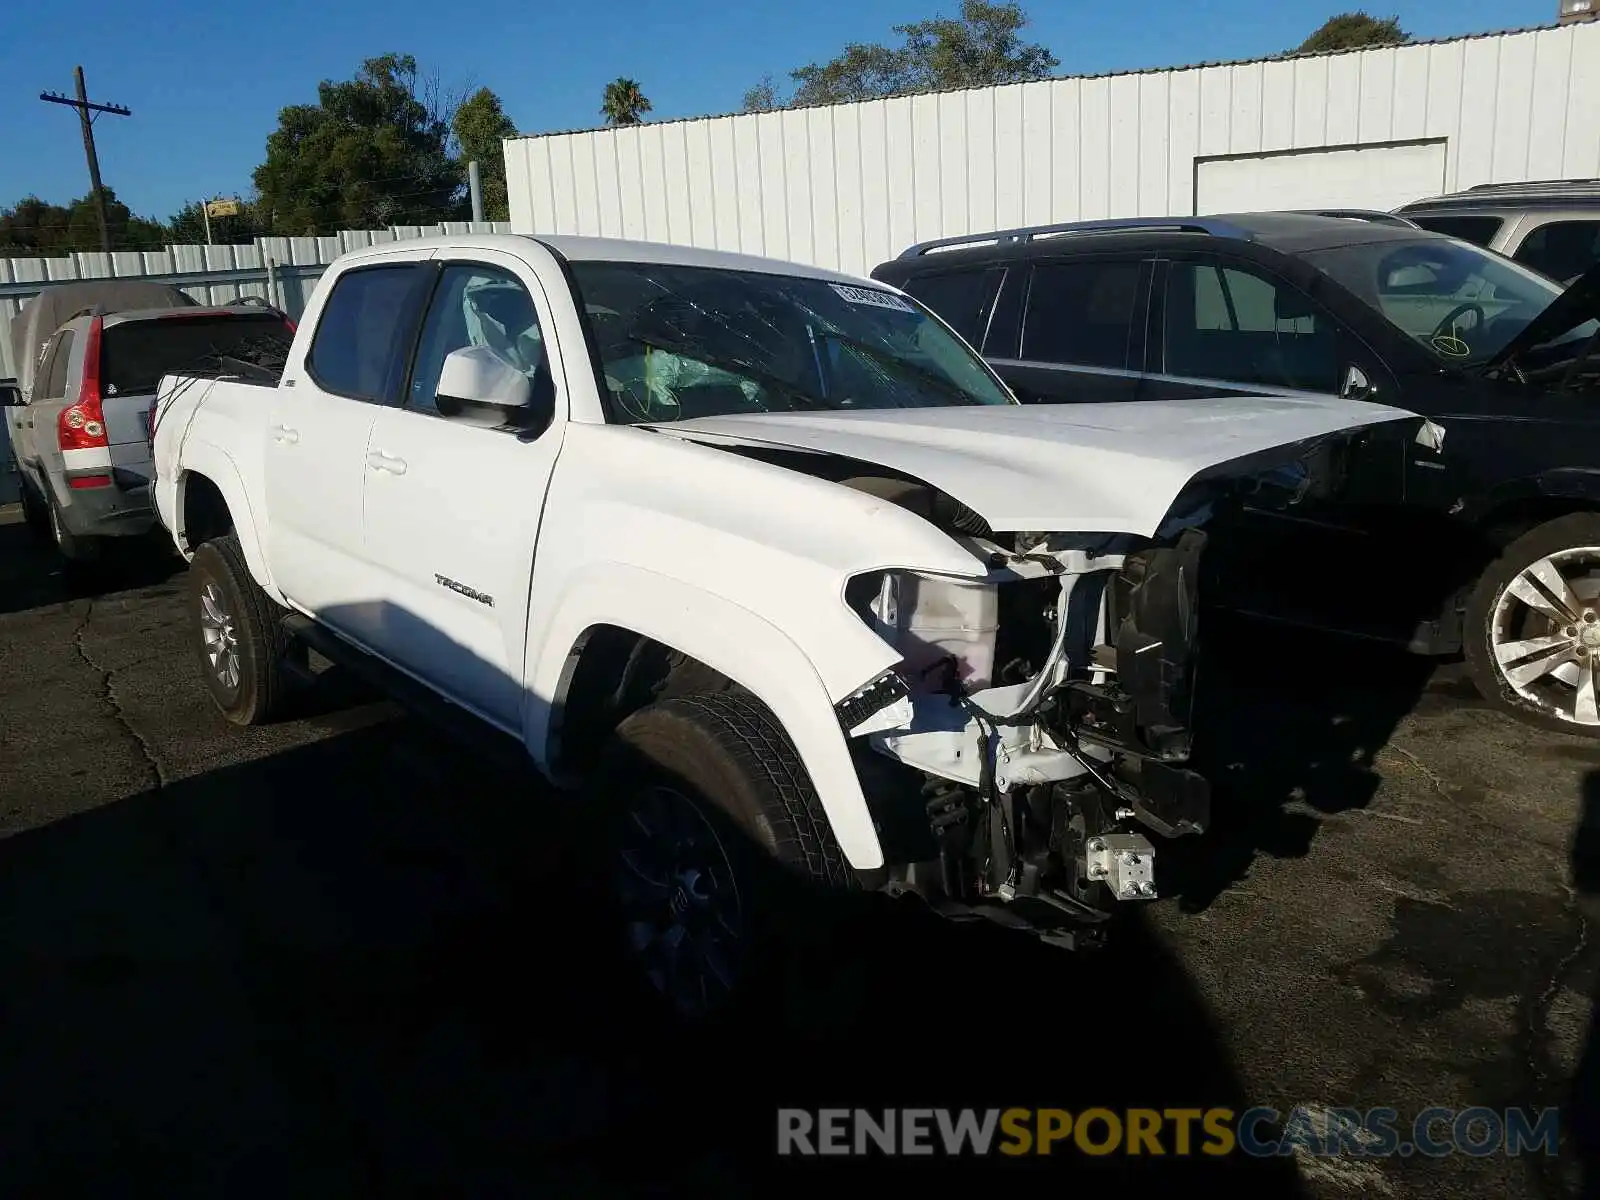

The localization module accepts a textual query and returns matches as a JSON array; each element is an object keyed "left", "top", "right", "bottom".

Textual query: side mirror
[
  {"left": 1340, "top": 364, "right": 1374, "bottom": 400},
  {"left": 437, "top": 345, "right": 533, "bottom": 410},
  {"left": 0, "top": 381, "right": 22, "bottom": 408}
]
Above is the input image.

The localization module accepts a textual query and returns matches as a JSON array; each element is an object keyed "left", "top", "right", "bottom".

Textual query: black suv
[{"left": 872, "top": 213, "right": 1600, "bottom": 737}]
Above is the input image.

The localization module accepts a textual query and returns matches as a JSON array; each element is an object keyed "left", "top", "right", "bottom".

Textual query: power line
[{"left": 40, "top": 66, "right": 132, "bottom": 255}]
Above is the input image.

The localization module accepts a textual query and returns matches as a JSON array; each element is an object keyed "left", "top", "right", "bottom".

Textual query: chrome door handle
[
  {"left": 365, "top": 450, "right": 407, "bottom": 475},
  {"left": 272, "top": 424, "right": 299, "bottom": 444}
]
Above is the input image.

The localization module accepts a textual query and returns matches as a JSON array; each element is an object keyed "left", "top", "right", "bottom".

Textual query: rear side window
[
  {"left": 39, "top": 331, "right": 75, "bottom": 398},
  {"left": 1020, "top": 260, "right": 1143, "bottom": 370},
  {"left": 1407, "top": 215, "right": 1503, "bottom": 248},
  {"left": 1513, "top": 220, "right": 1600, "bottom": 284},
  {"left": 308, "top": 265, "right": 425, "bottom": 401},
  {"left": 898, "top": 268, "right": 1006, "bottom": 349},
  {"left": 101, "top": 314, "right": 293, "bottom": 396}
]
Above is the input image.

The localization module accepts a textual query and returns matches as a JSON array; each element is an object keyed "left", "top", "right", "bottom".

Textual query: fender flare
[
  {"left": 175, "top": 443, "right": 281, "bottom": 601},
  {"left": 527, "top": 563, "right": 888, "bottom": 871}
]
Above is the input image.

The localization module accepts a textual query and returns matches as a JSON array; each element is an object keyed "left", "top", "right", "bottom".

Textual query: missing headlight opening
[{"left": 842, "top": 523, "right": 1213, "bottom": 950}]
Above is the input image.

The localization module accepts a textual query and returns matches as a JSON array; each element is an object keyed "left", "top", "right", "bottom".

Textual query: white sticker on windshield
[{"left": 830, "top": 283, "right": 916, "bottom": 313}]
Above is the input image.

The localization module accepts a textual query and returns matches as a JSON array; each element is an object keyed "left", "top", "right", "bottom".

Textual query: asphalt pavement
[{"left": 1, "top": 503, "right": 1596, "bottom": 1199}]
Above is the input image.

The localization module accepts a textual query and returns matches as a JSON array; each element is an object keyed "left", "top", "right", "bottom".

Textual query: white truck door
[
  {"left": 264, "top": 261, "right": 434, "bottom": 635},
  {"left": 359, "top": 255, "right": 569, "bottom": 734}
]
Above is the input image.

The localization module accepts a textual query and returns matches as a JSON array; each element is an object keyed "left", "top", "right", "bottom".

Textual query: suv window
[
  {"left": 39, "top": 331, "right": 74, "bottom": 399},
  {"left": 101, "top": 314, "right": 292, "bottom": 396},
  {"left": 1163, "top": 261, "right": 1342, "bottom": 393},
  {"left": 1304, "top": 235, "right": 1597, "bottom": 367},
  {"left": 898, "top": 268, "right": 1006, "bottom": 349},
  {"left": 1021, "top": 260, "right": 1142, "bottom": 370},
  {"left": 1513, "top": 220, "right": 1600, "bottom": 285},
  {"left": 1407, "top": 215, "right": 1504, "bottom": 248},
  {"left": 308, "top": 265, "right": 425, "bottom": 401},
  {"left": 408, "top": 263, "right": 551, "bottom": 420}
]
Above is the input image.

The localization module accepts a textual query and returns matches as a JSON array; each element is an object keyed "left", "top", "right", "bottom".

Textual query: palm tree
[{"left": 600, "top": 78, "right": 652, "bottom": 126}]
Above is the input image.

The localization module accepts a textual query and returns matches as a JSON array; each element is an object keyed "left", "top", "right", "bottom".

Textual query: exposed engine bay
[{"left": 818, "top": 446, "right": 1346, "bottom": 948}]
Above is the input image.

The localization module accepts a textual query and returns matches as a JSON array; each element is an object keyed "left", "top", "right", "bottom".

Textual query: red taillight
[
  {"left": 283, "top": 317, "right": 297, "bottom": 334},
  {"left": 69, "top": 474, "right": 112, "bottom": 489},
  {"left": 58, "top": 315, "right": 108, "bottom": 453}
]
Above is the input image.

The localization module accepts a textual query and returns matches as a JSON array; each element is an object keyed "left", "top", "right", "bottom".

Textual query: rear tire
[
  {"left": 186, "top": 533, "right": 291, "bottom": 725},
  {"left": 19, "top": 477, "right": 50, "bottom": 543},
  {"left": 1464, "top": 512, "right": 1600, "bottom": 738},
  {"left": 45, "top": 490, "right": 102, "bottom": 564},
  {"left": 591, "top": 691, "right": 858, "bottom": 1024}
]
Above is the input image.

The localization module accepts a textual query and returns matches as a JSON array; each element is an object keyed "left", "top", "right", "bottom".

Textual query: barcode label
[{"left": 830, "top": 283, "right": 916, "bottom": 313}]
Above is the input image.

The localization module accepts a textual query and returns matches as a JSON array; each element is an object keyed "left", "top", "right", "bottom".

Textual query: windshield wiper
[
  {"left": 814, "top": 329, "right": 980, "bottom": 407},
  {"left": 625, "top": 332, "right": 834, "bottom": 412}
]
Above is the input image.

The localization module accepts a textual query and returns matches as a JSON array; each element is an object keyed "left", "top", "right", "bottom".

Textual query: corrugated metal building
[{"left": 504, "top": 21, "right": 1600, "bottom": 278}]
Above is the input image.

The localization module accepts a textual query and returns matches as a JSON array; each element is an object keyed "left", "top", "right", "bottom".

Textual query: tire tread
[
  {"left": 194, "top": 533, "right": 290, "bottom": 724},
  {"left": 620, "top": 691, "right": 858, "bottom": 891}
]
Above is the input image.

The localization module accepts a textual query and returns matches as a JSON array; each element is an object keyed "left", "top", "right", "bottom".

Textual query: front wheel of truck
[
  {"left": 186, "top": 533, "right": 292, "bottom": 726},
  {"left": 590, "top": 691, "right": 859, "bottom": 1026}
]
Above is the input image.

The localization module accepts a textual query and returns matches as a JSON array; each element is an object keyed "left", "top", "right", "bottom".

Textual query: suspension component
[{"left": 923, "top": 778, "right": 974, "bottom": 900}]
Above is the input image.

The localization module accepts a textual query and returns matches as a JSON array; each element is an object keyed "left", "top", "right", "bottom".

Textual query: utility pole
[
  {"left": 468, "top": 160, "right": 484, "bottom": 223},
  {"left": 40, "top": 67, "right": 132, "bottom": 254}
]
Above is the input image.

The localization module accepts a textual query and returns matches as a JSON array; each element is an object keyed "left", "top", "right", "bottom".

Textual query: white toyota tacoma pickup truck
[{"left": 151, "top": 233, "right": 1417, "bottom": 1016}]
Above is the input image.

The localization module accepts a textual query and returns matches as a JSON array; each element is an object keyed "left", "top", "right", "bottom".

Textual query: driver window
[{"left": 408, "top": 263, "right": 550, "bottom": 420}]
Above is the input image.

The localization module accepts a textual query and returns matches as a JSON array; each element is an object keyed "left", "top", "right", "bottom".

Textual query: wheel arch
[
  {"left": 1472, "top": 470, "right": 1600, "bottom": 548},
  {"left": 527, "top": 567, "right": 889, "bottom": 873},
  {"left": 173, "top": 448, "right": 279, "bottom": 600}
]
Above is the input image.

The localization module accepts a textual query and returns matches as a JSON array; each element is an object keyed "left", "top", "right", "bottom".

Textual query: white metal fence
[
  {"left": 505, "top": 21, "right": 1600, "bottom": 278},
  {"left": 0, "top": 221, "right": 512, "bottom": 504},
  {"left": 0, "top": 220, "right": 514, "bottom": 379}
]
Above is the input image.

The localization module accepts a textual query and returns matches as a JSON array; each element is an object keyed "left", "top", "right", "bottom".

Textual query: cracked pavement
[{"left": 1, "top": 506, "right": 1598, "bottom": 1198}]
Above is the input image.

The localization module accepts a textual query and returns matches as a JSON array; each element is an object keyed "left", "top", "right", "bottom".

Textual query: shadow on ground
[
  {"left": 1567, "top": 772, "right": 1600, "bottom": 1196},
  {"left": 1158, "top": 609, "right": 1438, "bottom": 912},
  {"left": 0, "top": 506, "right": 183, "bottom": 616},
  {"left": 0, "top": 714, "right": 1308, "bottom": 1197}
]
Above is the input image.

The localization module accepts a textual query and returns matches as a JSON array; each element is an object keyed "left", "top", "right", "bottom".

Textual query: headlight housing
[{"left": 846, "top": 568, "right": 1001, "bottom": 693}]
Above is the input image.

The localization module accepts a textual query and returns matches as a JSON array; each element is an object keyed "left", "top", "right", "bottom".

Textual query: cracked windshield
[{"left": 568, "top": 261, "right": 1015, "bottom": 422}]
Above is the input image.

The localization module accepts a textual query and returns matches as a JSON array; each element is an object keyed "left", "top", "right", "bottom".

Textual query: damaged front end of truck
[{"left": 821, "top": 437, "right": 1367, "bottom": 949}]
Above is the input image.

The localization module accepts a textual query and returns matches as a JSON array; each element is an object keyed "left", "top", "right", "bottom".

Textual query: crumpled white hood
[{"left": 649, "top": 394, "right": 1417, "bottom": 536}]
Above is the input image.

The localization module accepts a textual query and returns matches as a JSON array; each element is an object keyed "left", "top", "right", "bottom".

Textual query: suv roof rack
[
  {"left": 897, "top": 215, "right": 1253, "bottom": 258},
  {"left": 1399, "top": 179, "right": 1600, "bottom": 212},
  {"left": 1289, "top": 208, "right": 1420, "bottom": 228},
  {"left": 1465, "top": 178, "right": 1600, "bottom": 193}
]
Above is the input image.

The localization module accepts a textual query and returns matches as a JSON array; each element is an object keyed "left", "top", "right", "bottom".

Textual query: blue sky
[{"left": 0, "top": 0, "right": 1560, "bottom": 224}]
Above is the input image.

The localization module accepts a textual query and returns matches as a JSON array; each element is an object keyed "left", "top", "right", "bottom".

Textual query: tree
[
  {"left": 754, "top": 0, "right": 1058, "bottom": 110},
  {"left": 601, "top": 78, "right": 652, "bottom": 126},
  {"left": 741, "top": 75, "right": 780, "bottom": 114},
  {"left": 252, "top": 53, "right": 466, "bottom": 236},
  {"left": 1296, "top": 12, "right": 1409, "bottom": 54},
  {"left": 452, "top": 87, "right": 518, "bottom": 221},
  {"left": 0, "top": 189, "right": 168, "bottom": 257}
]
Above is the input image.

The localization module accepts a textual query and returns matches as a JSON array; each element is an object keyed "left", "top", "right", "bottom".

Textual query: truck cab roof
[{"left": 334, "top": 232, "right": 884, "bottom": 288}]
